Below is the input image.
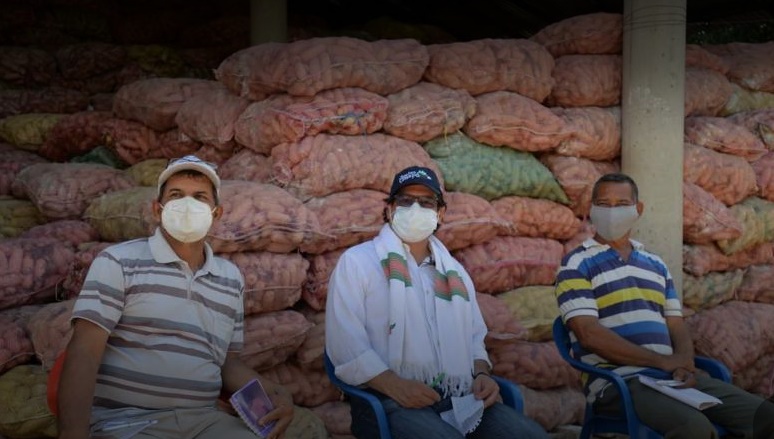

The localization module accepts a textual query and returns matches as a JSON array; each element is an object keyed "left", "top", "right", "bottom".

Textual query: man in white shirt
[{"left": 325, "top": 166, "right": 548, "bottom": 439}]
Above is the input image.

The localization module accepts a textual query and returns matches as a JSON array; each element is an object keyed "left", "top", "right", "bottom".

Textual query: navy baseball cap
[{"left": 389, "top": 166, "right": 444, "bottom": 202}]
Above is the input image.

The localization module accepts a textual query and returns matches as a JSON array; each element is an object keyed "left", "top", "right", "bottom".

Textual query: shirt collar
[
  {"left": 149, "top": 227, "right": 221, "bottom": 275},
  {"left": 582, "top": 237, "right": 645, "bottom": 251}
]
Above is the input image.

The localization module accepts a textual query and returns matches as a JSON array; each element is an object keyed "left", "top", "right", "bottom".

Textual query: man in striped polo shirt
[
  {"left": 57, "top": 156, "right": 294, "bottom": 439},
  {"left": 555, "top": 173, "right": 764, "bottom": 438}
]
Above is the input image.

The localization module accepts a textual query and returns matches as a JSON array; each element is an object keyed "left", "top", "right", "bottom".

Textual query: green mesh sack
[{"left": 423, "top": 132, "right": 569, "bottom": 203}]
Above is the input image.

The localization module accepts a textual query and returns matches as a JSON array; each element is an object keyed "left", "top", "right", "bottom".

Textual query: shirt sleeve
[
  {"left": 462, "top": 269, "right": 491, "bottom": 367},
  {"left": 324, "top": 249, "right": 389, "bottom": 386},
  {"left": 555, "top": 264, "right": 599, "bottom": 322},
  {"left": 662, "top": 266, "right": 683, "bottom": 317},
  {"left": 71, "top": 250, "right": 126, "bottom": 333},
  {"left": 228, "top": 271, "right": 246, "bottom": 352}
]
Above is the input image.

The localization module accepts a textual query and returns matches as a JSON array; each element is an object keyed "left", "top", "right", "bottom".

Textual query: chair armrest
[
  {"left": 695, "top": 356, "right": 731, "bottom": 382},
  {"left": 492, "top": 375, "right": 523, "bottom": 413}
]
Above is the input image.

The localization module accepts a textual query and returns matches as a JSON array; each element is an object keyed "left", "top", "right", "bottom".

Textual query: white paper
[{"left": 638, "top": 375, "right": 723, "bottom": 410}]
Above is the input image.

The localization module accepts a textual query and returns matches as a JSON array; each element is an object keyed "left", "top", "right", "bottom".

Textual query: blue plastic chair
[
  {"left": 552, "top": 317, "right": 730, "bottom": 439},
  {"left": 324, "top": 350, "right": 524, "bottom": 439}
]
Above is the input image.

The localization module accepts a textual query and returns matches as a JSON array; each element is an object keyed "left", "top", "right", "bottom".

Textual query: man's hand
[
  {"left": 260, "top": 404, "right": 294, "bottom": 439},
  {"left": 368, "top": 370, "right": 440, "bottom": 408},
  {"left": 672, "top": 367, "right": 698, "bottom": 389},
  {"left": 472, "top": 374, "right": 500, "bottom": 408}
]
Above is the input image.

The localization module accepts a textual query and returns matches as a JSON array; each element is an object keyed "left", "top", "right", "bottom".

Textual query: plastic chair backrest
[
  {"left": 552, "top": 316, "right": 730, "bottom": 439},
  {"left": 323, "top": 350, "right": 525, "bottom": 439}
]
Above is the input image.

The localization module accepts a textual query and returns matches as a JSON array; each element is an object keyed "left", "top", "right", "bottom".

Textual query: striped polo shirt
[
  {"left": 72, "top": 228, "right": 244, "bottom": 410},
  {"left": 554, "top": 238, "right": 682, "bottom": 399}
]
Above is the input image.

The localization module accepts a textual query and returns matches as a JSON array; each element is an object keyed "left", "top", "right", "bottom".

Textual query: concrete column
[
  {"left": 622, "top": 0, "right": 686, "bottom": 295},
  {"left": 250, "top": 0, "right": 287, "bottom": 45}
]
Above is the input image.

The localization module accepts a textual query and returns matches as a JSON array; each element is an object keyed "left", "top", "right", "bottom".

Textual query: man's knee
[{"left": 665, "top": 413, "right": 716, "bottom": 439}]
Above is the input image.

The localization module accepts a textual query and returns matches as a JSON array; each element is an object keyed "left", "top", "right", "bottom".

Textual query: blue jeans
[{"left": 350, "top": 394, "right": 549, "bottom": 439}]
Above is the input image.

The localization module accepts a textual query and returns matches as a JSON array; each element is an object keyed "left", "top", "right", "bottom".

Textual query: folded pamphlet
[
  {"left": 230, "top": 378, "right": 276, "bottom": 438},
  {"left": 638, "top": 375, "right": 723, "bottom": 410}
]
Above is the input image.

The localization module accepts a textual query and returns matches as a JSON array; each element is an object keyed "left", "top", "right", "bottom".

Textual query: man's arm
[
  {"left": 665, "top": 316, "right": 699, "bottom": 386},
  {"left": 567, "top": 315, "right": 690, "bottom": 372},
  {"left": 57, "top": 319, "right": 109, "bottom": 439},
  {"left": 221, "top": 353, "right": 294, "bottom": 439}
]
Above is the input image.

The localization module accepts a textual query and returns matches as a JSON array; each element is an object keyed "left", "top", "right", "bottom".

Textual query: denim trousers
[{"left": 350, "top": 392, "right": 549, "bottom": 439}]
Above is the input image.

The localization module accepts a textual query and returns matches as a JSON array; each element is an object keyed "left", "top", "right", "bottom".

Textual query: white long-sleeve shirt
[{"left": 325, "top": 239, "right": 491, "bottom": 387}]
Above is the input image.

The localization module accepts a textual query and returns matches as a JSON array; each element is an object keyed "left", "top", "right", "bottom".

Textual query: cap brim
[{"left": 157, "top": 162, "right": 221, "bottom": 196}]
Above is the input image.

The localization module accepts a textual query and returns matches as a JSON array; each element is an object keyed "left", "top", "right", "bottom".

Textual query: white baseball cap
[{"left": 157, "top": 155, "right": 221, "bottom": 197}]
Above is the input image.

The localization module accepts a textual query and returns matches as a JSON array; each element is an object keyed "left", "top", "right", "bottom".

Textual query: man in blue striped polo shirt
[
  {"left": 57, "top": 156, "right": 294, "bottom": 439},
  {"left": 555, "top": 173, "right": 764, "bottom": 438}
]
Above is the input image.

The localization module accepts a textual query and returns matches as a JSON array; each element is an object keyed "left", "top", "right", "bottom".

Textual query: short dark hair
[
  {"left": 157, "top": 170, "right": 219, "bottom": 205},
  {"left": 591, "top": 173, "right": 639, "bottom": 203}
]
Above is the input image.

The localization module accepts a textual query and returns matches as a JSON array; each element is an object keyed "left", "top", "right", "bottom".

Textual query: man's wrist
[{"left": 473, "top": 371, "right": 491, "bottom": 379}]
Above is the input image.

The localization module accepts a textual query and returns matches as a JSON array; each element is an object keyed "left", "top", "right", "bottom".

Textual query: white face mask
[
  {"left": 161, "top": 196, "right": 214, "bottom": 243},
  {"left": 589, "top": 204, "right": 639, "bottom": 241},
  {"left": 390, "top": 203, "right": 439, "bottom": 243}
]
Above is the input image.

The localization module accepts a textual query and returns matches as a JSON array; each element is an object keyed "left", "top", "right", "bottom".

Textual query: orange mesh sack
[
  {"left": 221, "top": 252, "right": 308, "bottom": 315},
  {"left": 475, "top": 293, "right": 527, "bottom": 345},
  {"left": 19, "top": 220, "right": 99, "bottom": 250},
  {"left": 423, "top": 39, "right": 554, "bottom": 101},
  {"left": 175, "top": 86, "right": 250, "bottom": 149},
  {"left": 271, "top": 133, "right": 441, "bottom": 200},
  {"left": 729, "top": 109, "right": 774, "bottom": 149},
  {"left": 682, "top": 269, "right": 744, "bottom": 311},
  {"left": 27, "top": 299, "right": 74, "bottom": 370},
  {"left": 102, "top": 119, "right": 200, "bottom": 165},
  {"left": 453, "top": 236, "right": 563, "bottom": 294},
  {"left": 0, "top": 238, "right": 75, "bottom": 309},
  {"left": 489, "top": 341, "right": 580, "bottom": 390},
  {"left": 530, "top": 12, "right": 622, "bottom": 57},
  {"left": 234, "top": 88, "right": 388, "bottom": 154},
  {"left": 685, "top": 68, "right": 733, "bottom": 117},
  {"left": 732, "top": 352, "right": 774, "bottom": 397},
  {"left": 218, "top": 150, "right": 273, "bottom": 183},
  {"left": 38, "top": 111, "right": 113, "bottom": 161},
  {"left": 552, "top": 107, "right": 621, "bottom": 161},
  {"left": 492, "top": 196, "right": 581, "bottom": 240},
  {"left": 240, "top": 310, "right": 314, "bottom": 371},
  {"left": 716, "top": 42, "right": 774, "bottom": 93},
  {"left": 424, "top": 133, "right": 569, "bottom": 203},
  {"left": 519, "top": 385, "right": 585, "bottom": 432},
  {"left": 752, "top": 152, "right": 774, "bottom": 202},
  {"left": 548, "top": 55, "right": 622, "bottom": 107},
  {"left": 261, "top": 360, "right": 341, "bottom": 407},
  {"left": 685, "top": 44, "right": 729, "bottom": 74},
  {"left": 310, "top": 401, "right": 352, "bottom": 437},
  {"left": 61, "top": 242, "right": 112, "bottom": 299},
  {"left": 682, "top": 181, "right": 743, "bottom": 245},
  {"left": 683, "top": 242, "right": 774, "bottom": 277},
  {"left": 300, "top": 189, "right": 385, "bottom": 255},
  {"left": 0, "top": 316, "right": 34, "bottom": 374},
  {"left": 463, "top": 91, "right": 570, "bottom": 152},
  {"left": 684, "top": 116, "right": 766, "bottom": 161},
  {"left": 737, "top": 264, "right": 774, "bottom": 304},
  {"left": 216, "top": 37, "right": 429, "bottom": 99},
  {"left": 113, "top": 78, "right": 224, "bottom": 131},
  {"left": 12, "top": 162, "right": 135, "bottom": 219},
  {"left": 209, "top": 181, "right": 321, "bottom": 253},
  {"left": 687, "top": 300, "right": 774, "bottom": 373},
  {"left": 0, "top": 147, "right": 47, "bottom": 196},
  {"left": 383, "top": 82, "right": 476, "bottom": 143},
  {"left": 435, "top": 192, "right": 511, "bottom": 252},
  {"left": 540, "top": 154, "right": 619, "bottom": 218},
  {"left": 683, "top": 143, "right": 758, "bottom": 206},
  {"left": 302, "top": 248, "right": 345, "bottom": 311},
  {"left": 295, "top": 309, "right": 325, "bottom": 369}
]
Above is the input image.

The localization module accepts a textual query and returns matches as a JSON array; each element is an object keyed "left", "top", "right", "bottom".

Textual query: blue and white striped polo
[
  {"left": 554, "top": 238, "right": 682, "bottom": 399},
  {"left": 72, "top": 228, "right": 244, "bottom": 410}
]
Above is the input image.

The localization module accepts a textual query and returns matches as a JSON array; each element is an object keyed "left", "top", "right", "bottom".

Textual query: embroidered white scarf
[{"left": 373, "top": 224, "right": 474, "bottom": 397}]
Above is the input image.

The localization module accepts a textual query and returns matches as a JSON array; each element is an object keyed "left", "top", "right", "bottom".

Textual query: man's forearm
[{"left": 57, "top": 342, "right": 101, "bottom": 437}]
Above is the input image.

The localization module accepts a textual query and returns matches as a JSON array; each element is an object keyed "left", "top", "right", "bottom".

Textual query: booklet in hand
[
  {"left": 638, "top": 375, "right": 723, "bottom": 410},
  {"left": 230, "top": 378, "right": 277, "bottom": 438}
]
